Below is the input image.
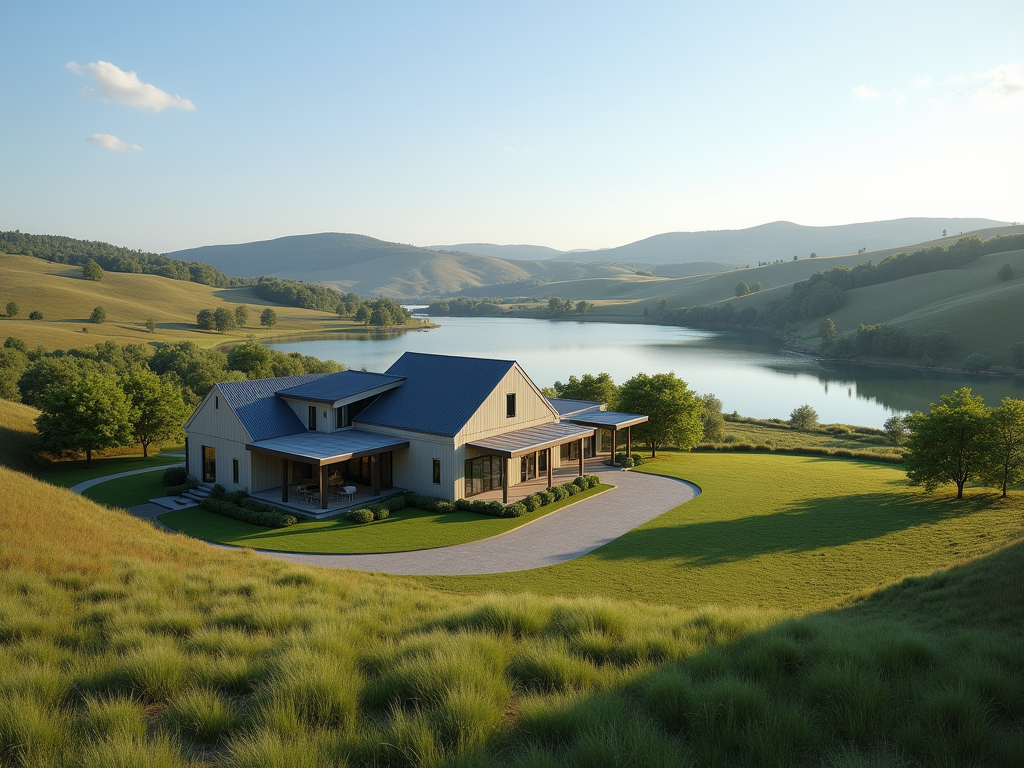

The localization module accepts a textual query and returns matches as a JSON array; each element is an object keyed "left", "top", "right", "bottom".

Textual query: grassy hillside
[
  {"left": 0, "top": 399, "right": 39, "bottom": 473},
  {"left": 1, "top": 459, "right": 1022, "bottom": 766},
  {"left": 0, "top": 252, "right": 369, "bottom": 350},
  {"left": 788, "top": 246, "right": 1024, "bottom": 365}
]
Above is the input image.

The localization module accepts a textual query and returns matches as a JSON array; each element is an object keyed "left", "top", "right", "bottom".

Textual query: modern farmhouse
[{"left": 183, "top": 352, "right": 647, "bottom": 513}]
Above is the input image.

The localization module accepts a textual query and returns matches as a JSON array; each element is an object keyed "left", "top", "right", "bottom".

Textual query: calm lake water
[{"left": 266, "top": 316, "right": 1024, "bottom": 428}]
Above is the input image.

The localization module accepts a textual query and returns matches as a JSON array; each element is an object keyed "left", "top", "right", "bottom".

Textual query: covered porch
[
  {"left": 466, "top": 421, "right": 596, "bottom": 504},
  {"left": 247, "top": 429, "right": 409, "bottom": 515},
  {"left": 564, "top": 411, "right": 649, "bottom": 465}
]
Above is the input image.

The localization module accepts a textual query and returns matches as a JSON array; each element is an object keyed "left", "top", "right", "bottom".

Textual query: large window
[
  {"left": 520, "top": 453, "right": 536, "bottom": 482},
  {"left": 307, "top": 405, "right": 317, "bottom": 431},
  {"left": 464, "top": 455, "right": 503, "bottom": 497},
  {"left": 506, "top": 393, "right": 517, "bottom": 418},
  {"left": 334, "top": 395, "right": 377, "bottom": 429},
  {"left": 202, "top": 446, "right": 216, "bottom": 483}
]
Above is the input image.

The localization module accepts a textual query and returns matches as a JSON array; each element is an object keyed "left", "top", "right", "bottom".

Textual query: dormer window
[{"left": 506, "top": 393, "right": 516, "bottom": 418}]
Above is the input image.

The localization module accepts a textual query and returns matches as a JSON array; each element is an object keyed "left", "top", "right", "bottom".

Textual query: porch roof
[
  {"left": 466, "top": 422, "right": 595, "bottom": 459},
  {"left": 246, "top": 429, "right": 409, "bottom": 466},
  {"left": 564, "top": 410, "right": 649, "bottom": 430}
]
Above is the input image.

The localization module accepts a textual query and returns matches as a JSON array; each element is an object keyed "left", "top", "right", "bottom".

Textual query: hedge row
[
  {"left": 693, "top": 442, "right": 904, "bottom": 464},
  {"left": 167, "top": 476, "right": 198, "bottom": 496},
  {"left": 199, "top": 497, "right": 298, "bottom": 528},
  {"left": 615, "top": 453, "right": 646, "bottom": 468},
  {"left": 344, "top": 475, "right": 603, "bottom": 524}
]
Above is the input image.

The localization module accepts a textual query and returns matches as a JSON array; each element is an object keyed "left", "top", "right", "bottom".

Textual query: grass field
[
  {"left": 421, "top": 452, "right": 1024, "bottom": 611},
  {"left": 82, "top": 469, "right": 174, "bottom": 509},
  {"left": 158, "top": 484, "right": 612, "bottom": 554},
  {"left": 0, "top": 462, "right": 1022, "bottom": 766},
  {"left": 0, "top": 251, "right": 383, "bottom": 351},
  {"left": 34, "top": 453, "right": 181, "bottom": 488},
  {"left": 713, "top": 418, "right": 899, "bottom": 455},
  {"left": 0, "top": 399, "right": 40, "bottom": 473}
]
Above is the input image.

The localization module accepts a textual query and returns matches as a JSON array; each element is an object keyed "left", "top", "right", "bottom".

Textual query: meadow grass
[
  {"left": 0, "top": 399, "right": 40, "bottom": 473},
  {"left": 0, "top": 464, "right": 1022, "bottom": 766},
  {"left": 158, "top": 485, "right": 612, "bottom": 554},
  {"left": 421, "top": 452, "right": 1024, "bottom": 610}
]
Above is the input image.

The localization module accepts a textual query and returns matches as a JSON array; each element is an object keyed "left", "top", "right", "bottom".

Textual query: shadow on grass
[{"left": 591, "top": 490, "right": 1001, "bottom": 567}]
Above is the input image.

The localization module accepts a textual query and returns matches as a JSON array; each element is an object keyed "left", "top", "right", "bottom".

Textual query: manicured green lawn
[
  {"left": 158, "top": 483, "right": 613, "bottom": 554},
  {"left": 82, "top": 470, "right": 169, "bottom": 509},
  {"left": 422, "top": 452, "right": 1024, "bottom": 611},
  {"left": 36, "top": 453, "right": 181, "bottom": 487}
]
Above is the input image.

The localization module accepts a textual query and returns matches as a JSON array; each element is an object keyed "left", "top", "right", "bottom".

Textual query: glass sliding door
[{"left": 464, "top": 455, "right": 502, "bottom": 497}]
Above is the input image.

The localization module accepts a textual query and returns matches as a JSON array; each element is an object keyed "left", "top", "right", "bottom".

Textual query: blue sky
[{"left": 1, "top": 1, "right": 1022, "bottom": 253}]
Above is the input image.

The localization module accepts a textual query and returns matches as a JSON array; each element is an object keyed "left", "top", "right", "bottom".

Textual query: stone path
[{"left": 261, "top": 468, "right": 700, "bottom": 575}]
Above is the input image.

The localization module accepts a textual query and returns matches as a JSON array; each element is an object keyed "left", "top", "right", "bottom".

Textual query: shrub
[
  {"left": 573, "top": 477, "right": 588, "bottom": 491},
  {"left": 616, "top": 454, "right": 635, "bottom": 468},
  {"left": 551, "top": 486, "right": 569, "bottom": 501},
  {"left": 631, "top": 453, "right": 645, "bottom": 465},
  {"left": 486, "top": 501, "right": 504, "bottom": 516},
  {"left": 222, "top": 490, "right": 247, "bottom": 504},
  {"left": 210, "top": 484, "right": 226, "bottom": 498},
  {"left": 504, "top": 503, "right": 527, "bottom": 518},
  {"left": 374, "top": 507, "right": 390, "bottom": 521},
  {"left": 586, "top": 475, "right": 601, "bottom": 488},
  {"left": 167, "top": 476, "right": 199, "bottom": 495},
  {"left": 201, "top": 497, "right": 297, "bottom": 528},
  {"left": 162, "top": 466, "right": 188, "bottom": 486},
  {"left": 963, "top": 353, "right": 991, "bottom": 372},
  {"left": 347, "top": 508, "right": 374, "bottom": 524},
  {"left": 789, "top": 404, "right": 819, "bottom": 431},
  {"left": 539, "top": 491, "right": 555, "bottom": 505},
  {"left": 561, "top": 482, "right": 579, "bottom": 496},
  {"left": 434, "top": 500, "right": 456, "bottom": 513},
  {"left": 997, "top": 263, "right": 1013, "bottom": 281},
  {"left": 455, "top": 499, "right": 473, "bottom": 512},
  {"left": 522, "top": 495, "right": 539, "bottom": 512},
  {"left": 1011, "top": 342, "right": 1024, "bottom": 369}
]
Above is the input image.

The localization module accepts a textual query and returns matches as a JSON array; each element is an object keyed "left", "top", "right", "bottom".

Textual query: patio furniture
[{"left": 341, "top": 485, "right": 357, "bottom": 503}]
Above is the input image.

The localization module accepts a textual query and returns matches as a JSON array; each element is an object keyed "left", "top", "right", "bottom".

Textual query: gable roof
[
  {"left": 354, "top": 352, "right": 519, "bottom": 436},
  {"left": 276, "top": 370, "right": 405, "bottom": 405},
  {"left": 217, "top": 374, "right": 329, "bottom": 441}
]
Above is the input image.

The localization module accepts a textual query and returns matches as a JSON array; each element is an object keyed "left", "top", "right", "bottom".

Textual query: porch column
[
  {"left": 502, "top": 457, "right": 509, "bottom": 504},
  {"left": 578, "top": 439, "right": 584, "bottom": 476},
  {"left": 609, "top": 428, "right": 617, "bottom": 465},
  {"left": 626, "top": 426, "right": 632, "bottom": 460},
  {"left": 371, "top": 454, "right": 380, "bottom": 496},
  {"left": 281, "top": 459, "right": 290, "bottom": 502},
  {"left": 547, "top": 447, "right": 553, "bottom": 489},
  {"left": 320, "top": 465, "right": 329, "bottom": 510}
]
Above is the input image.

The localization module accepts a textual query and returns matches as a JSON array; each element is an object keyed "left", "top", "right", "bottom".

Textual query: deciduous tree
[
  {"left": 213, "top": 307, "right": 236, "bottom": 333},
  {"left": 145, "top": 317, "right": 157, "bottom": 333},
  {"left": 617, "top": 372, "right": 702, "bottom": 457},
  {"left": 35, "top": 373, "right": 133, "bottom": 466},
  {"left": 82, "top": 259, "right": 104, "bottom": 281},
  {"left": 735, "top": 281, "right": 750, "bottom": 297},
  {"left": 90, "top": 306, "right": 106, "bottom": 324},
  {"left": 548, "top": 372, "right": 618, "bottom": 406},
  {"left": 982, "top": 397, "right": 1024, "bottom": 498},
  {"left": 904, "top": 388, "right": 992, "bottom": 499},
  {"left": 883, "top": 414, "right": 908, "bottom": 447},
  {"left": 699, "top": 393, "right": 725, "bottom": 442},
  {"left": 227, "top": 338, "right": 273, "bottom": 379},
  {"left": 5, "top": 301, "right": 18, "bottom": 318},
  {"left": 260, "top": 308, "right": 278, "bottom": 328},
  {"left": 121, "top": 369, "right": 190, "bottom": 457},
  {"left": 234, "top": 305, "right": 249, "bottom": 327},
  {"left": 790, "top": 404, "right": 818, "bottom": 431},
  {"left": 196, "top": 309, "right": 215, "bottom": 330}
]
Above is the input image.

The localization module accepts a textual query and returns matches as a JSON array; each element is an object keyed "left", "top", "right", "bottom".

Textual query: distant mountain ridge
[
  {"left": 558, "top": 218, "right": 1008, "bottom": 265},
  {"left": 425, "top": 243, "right": 565, "bottom": 261}
]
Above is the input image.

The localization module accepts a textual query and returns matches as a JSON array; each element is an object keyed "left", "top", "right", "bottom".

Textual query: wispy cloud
[
  {"left": 912, "top": 76, "right": 931, "bottom": 89},
  {"left": 67, "top": 61, "right": 195, "bottom": 112},
  {"left": 852, "top": 85, "right": 904, "bottom": 106},
  {"left": 86, "top": 133, "right": 142, "bottom": 152},
  {"left": 852, "top": 85, "right": 879, "bottom": 99},
  {"left": 972, "top": 63, "right": 1024, "bottom": 103}
]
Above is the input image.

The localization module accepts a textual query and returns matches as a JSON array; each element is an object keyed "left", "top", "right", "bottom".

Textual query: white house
[{"left": 183, "top": 352, "right": 646, "bottom": 513}]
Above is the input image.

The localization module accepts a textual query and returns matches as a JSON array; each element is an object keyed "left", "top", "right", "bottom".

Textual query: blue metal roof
[
  {"left": 354, "top": 352, "right": 518, "bottom": 436},
  {"left": 565, "top": 410, "right": 649, "bottom": 430},
  {"left": 466, "top": 421, "right": 595, "bottom": 458},
  {"left": 547, "top": 397, "right": 605, "bottom": 416},
  {"left": 247, "top": 429, "right": 410, "bottom": 464},
  {"left": 276, "top": 370, "right": 405, "bottom": 404},
  {"left": 217, "top": 374, "right": 329, "bottom": 441}
]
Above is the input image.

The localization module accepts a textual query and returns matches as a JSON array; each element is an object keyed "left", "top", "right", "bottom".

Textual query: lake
[{"left": 266, "top": 316, "right": 1024, "bottom": 428}]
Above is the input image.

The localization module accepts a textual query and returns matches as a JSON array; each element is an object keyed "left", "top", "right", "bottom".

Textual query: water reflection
[{"left": 265, "top": 317, "right": 1023, "bottom": 427}]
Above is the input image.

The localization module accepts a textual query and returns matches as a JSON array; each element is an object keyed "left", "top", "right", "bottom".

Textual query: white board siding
[
  {"left": 347, "top": 423, "right": 458, "bottom": 499},
  {"left": 185, "top": 385, "right": 254, "bottom": 491},
  {"left": 457, "top": 364, "right": 557, "bottom": 444}
]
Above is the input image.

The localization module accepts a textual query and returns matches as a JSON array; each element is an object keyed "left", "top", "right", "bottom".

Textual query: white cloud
[
  {"left": 912, "top": 76, "right": 931, "bottom": 88},
  {"left": 973, "top": 63, "right": 1024, "bottom": 103},
  {"left": 67, "top": 61, "right": 195, "bottom": 112},
  {"left": 86, "top": 133, "right": 142, "bottom": 152},
  {"left": 887, "top": 89, "right": 907, "bottom": 106},
  {"left": 852, "top": 85, "right": 879, "bottom": 99}
]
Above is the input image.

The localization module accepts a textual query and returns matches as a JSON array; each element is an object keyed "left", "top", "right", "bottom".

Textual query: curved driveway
[{"left": 263, "top": 469, "right": 700, "bottom": 575}]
